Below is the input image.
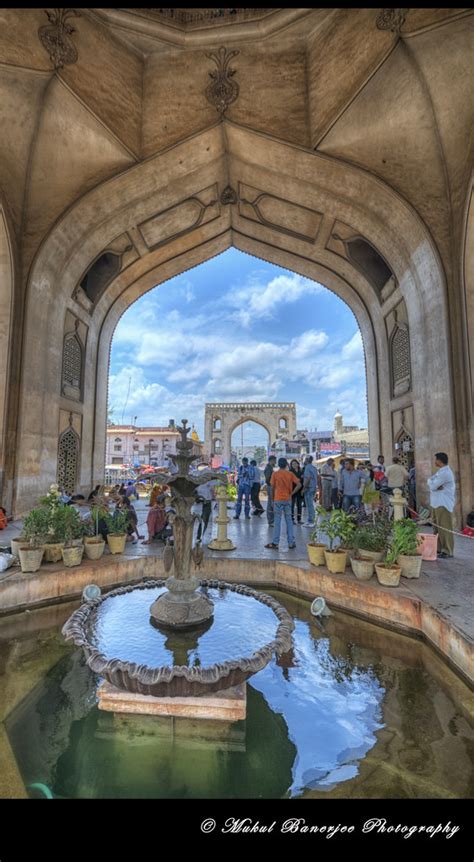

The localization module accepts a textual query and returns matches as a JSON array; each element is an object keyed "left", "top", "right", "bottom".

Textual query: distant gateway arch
[{"left": 204, "top": 402, "right": 297, "bottom": 465}]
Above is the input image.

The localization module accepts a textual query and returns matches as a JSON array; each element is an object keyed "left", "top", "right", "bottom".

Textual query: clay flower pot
[
  {"left": 43, "top": 542, "right": 65, "bottom": 563},
  {"left": 375, "top": 562, "right": 401, "bottom": 587},
  {"left": 324, "top": 549, "right": 347, "bottom": 573},
  {"left": 18, "top": 545, "right": 44, "bottom": 573},
  {"left": 398, "top": 554, "right": 422, "bottom": 579},
  {"left": 106, "top": 534, "right": 127, "bottom": 555},
  {"left": 307, "top": 543, "right": 327, "bottom": 566},
  {"left": 61, "top": 545, "right": 84, "bottom": 567},
  {"left": 10, "top": 537, "right": 26, "bottom": 559},
  {"left": 351, "top": 556, "right": 374, "bottom": 580},
  {"left": 357, "top": 548, "right": 385, "bottom": 563},
  {"left": 84, "top": 538, "right": 105, "bottom": 561}
]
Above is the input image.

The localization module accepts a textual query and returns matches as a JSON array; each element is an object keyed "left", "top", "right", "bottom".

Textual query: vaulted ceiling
[{"left": 0, "top": 7, "right": 471, "bottom": 281}]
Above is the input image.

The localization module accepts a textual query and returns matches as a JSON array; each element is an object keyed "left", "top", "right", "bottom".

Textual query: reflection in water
[
  {"left": 3, "top": 590, "right": 474, "bottom": 799},
  {"left": 253, "top": 620, "right": 384, "bottom": 795}
]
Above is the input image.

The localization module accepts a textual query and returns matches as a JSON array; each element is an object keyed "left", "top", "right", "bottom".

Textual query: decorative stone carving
[
  {"left": 391, "top": 323, "right": 411, "bottom": 397},
  {"left": 38, "top": 9, "right": 81, "bottom": 70},
  {"left": 57, "top": 420, "right": 80, "bottom": 496},
  {"left": 220, "top": 185, "right": 238, "bottom": 205},
  {"left": 238, "top": 183, "right": 322, "bottom": 244},
  {"left": 138, "top": 185, "right": 220, "bottom": 250},
  {"left": 62, "top": 322, "right": 83, "bottom": 401},
  {"left": 142, "top": 9, "right": 276, "bottom": 28},
  {"left": 376, "top": 9, "right": 409, "bottom": 34},
  {"left": 205, "top": 46, "right": 240, "bottom": 115}
]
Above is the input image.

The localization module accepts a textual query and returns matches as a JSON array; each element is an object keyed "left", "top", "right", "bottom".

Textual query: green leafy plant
[
  {"left": 22, "top": 507, "right": 50, "bottom": 548},
  {"left": 309, "top": 506, "right": 330, "bottom": 545},
  {"left": 354, "top": 525, "right": 386, "bottom": 553},
  {"left": 324, "top": 509, "right": 356, "bottom": 552},
  {"left": 391, "top": 518, "right": 423, "bottom": 557},
  {"left": 52, "top": 505, "right": 83, "bottom": 547},
  {"left": 83, "top": 502, "right": 108, "bottom": 537},
  {"left": 103, "top": 508, "right": 130, "bottom": 536}
]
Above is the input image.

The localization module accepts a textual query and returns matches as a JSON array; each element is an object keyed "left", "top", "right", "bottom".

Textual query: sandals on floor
[{"left": 265, "top": 543, "right": 279, "bottom": 549}]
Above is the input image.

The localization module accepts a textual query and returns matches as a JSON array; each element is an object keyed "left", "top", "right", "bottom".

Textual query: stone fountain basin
[{"left": 62, "top": 579, "right": 295, "bottom": 697}]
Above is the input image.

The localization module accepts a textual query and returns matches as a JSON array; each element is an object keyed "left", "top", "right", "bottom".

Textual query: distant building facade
[{"left": 106, "top": 422, "right": 203, "bottom": 467}]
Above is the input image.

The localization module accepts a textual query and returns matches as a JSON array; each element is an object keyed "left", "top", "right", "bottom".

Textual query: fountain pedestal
[
  {"left": 208, "top": 484, "right": 236, "bottom": 550},
  {"left": 97, "top": 680, "right": 246, "bottom": 721},
  {"left": 150, "top": 575, "right": 214, "bottom": 629}
]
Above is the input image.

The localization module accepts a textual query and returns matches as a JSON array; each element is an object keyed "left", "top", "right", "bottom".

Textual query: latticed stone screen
[
  {"left": 62, "top": 334, "right": 82, "bottom": 393},
  {"left": 396, "top": 431, "right": 414, "bottom": 469},
  {"left": 392, "top": 326, "right": 411, "bottom": 395},
  {"left": 57, "top": 427, "right": 80, "bottom": 495}
]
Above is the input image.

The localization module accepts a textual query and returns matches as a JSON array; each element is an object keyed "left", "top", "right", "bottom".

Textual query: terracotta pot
[
  {"left": 417, "top": 533, "right": 438, "bottom": 561},
  {"left": 398, "top": 554, "right": 422, "bottom": 579},
  {"left": 43, "top": 542, "right": 65, "bottom": 563},
  {"left": 84, "top": 539, "right": 105, "bottom": 561},
  {"left": 61, "top": 545, "right": 84, "bottom": 567},
  {"left": 375, "top": 562, "right": 401, "bottom": 587},
  {"left": 355, "top": 548, "right": 385, "bottom": 562},
  {"left": 18, "top": 545, "right": 44, "bottom": 573},
  {"left": 339, "top": 545, "right": 355, "bottom": 566},
  {"left": 307, "top": 543, "right": 327, "bottom": 566},
  {"left": 106, "top": 534, "right": 127, "bottom": 554},
  {"left": 324, "top": 549, "right": 347, "bottom": 573},
  {"left": 351, "top": 556, "right": 374, "bottom": 580},
  {"left": 10, "top": 537, "right": 26, "bottom": 559}
]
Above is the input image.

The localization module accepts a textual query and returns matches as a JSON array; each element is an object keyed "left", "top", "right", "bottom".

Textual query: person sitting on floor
[{"left": 142, "top": 495, "right": 170, "bottom": 544}]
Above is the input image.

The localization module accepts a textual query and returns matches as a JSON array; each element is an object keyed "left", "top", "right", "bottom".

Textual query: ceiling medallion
[
  {"left": 205, "top": 46, "right": 240, "bottom": 115},
  {"left": 376, "top": 8, "right": 409, "bottom": 35},
  {"left": 38, "top": 8, "right": 81, "bottom": 70}
]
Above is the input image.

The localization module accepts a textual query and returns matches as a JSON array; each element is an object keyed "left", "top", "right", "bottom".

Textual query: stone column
[{"left": 207, "top": 484, "right": 236, "bottom": 550}]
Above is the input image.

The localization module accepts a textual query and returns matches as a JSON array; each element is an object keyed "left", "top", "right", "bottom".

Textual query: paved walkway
[{"left": 1, "top": 496, "right": 473, "bottom": 644}]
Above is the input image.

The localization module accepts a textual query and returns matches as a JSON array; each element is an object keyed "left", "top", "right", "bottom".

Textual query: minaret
[{"left": 334, "top": 409, "right": 343, "bottom": 438}]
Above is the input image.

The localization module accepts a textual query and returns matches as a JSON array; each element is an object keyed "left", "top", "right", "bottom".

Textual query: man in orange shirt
[{"left": 265, "top": 458, "right": 302, "bottom": 550}]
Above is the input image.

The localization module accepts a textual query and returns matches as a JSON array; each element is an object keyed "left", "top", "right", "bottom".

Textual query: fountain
[{"left": 62, "top": 420, "right": 294, "bottom": 709}]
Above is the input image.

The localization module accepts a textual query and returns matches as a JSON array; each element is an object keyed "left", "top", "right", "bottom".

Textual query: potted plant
[
  {"left": 307, "top": 508, "right": 328, "bottom": 566},
  {"left": 56, "top": 506, "right": 84, "bottom": 567},
  {"left": 337, "top": 510, "right": 357, "bottom": 565},
  {"left": 394, "top": 518, "right": 423, "bottom": 578},
  {"left": 103, "top": 508, "right": 129, "bottom": 554},
  {"left": 38, "top": 484, "right": 66, "bottom": 562},
  {"left": 18, "top": 508, "right": 49, "bottom": 572},
  {"left": 323, "top": 510, "right": 354, "bottom": 573},
  {"left": 83, "top": 504, "right": 106, "bottom": 560},
  {"left": 375, "top": 529, "right": 403, "bottom": 587},
  {"left": 350, "top": 554, "right": 375, "bottom": 581},
  {"left": 353, "top": 511, "right": 391, "bottom": 563}
]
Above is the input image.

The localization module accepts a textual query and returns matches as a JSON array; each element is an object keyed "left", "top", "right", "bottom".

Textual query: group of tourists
[
  {"left": 232, "top": 450, "right": 457, "bottom": 560},
  {"left": 55, "top": 448, "right": 459, "bottom": 561}
]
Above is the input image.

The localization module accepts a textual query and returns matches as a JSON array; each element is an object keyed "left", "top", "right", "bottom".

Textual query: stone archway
[
  {"left": 204, "top": 403, "right": 296, "bottom": 465},
  {"left": 0, "top": 205, "right": 14, "bottom": 509},
  {"left": 11, "top": 122, "right": 462, "bottom": 520}
]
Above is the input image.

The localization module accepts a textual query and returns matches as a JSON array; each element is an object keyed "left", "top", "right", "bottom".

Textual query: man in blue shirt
[
  {"left": 338, "top": 459, "right": 365, "bottom": 512},
  {"left": 234, "top": 457, "right": 252, "bottom": 519},
  {"left": 302, "top": 455, "right": 318, "bottom": 526}
]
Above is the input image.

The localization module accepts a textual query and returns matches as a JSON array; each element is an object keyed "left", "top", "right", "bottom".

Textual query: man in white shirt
[
  {"left": 385, "top": 457, "right": 409, "bottom": 491},
  {"left": 427, "top": 452, "right": 456, "bottom": 558}
]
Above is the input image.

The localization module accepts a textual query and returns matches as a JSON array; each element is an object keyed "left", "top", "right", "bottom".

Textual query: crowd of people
[{"left": 50, "top": 449, "right": 460, "bottom": 561}]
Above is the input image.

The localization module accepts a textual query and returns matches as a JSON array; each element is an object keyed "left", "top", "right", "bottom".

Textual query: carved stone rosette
[
  {"left": 38, "top": 9, "right": 81, "bottom": 70},
  {"left": 376, "top": 8, "right": 409, "bottom": 34},
  {"left": 205, "top": 46, "right": 240, "bottom": 115},
  {"left": 62, "top": 580, "right": 295, "bottom": 697}
]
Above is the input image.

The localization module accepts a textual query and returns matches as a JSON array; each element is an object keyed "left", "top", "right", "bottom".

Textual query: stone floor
[{"left": 1, "top": 496, "right": 473, "bottom": 644}]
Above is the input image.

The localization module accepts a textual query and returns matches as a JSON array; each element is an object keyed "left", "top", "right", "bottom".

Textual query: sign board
[{"left": 320, "top": 443, "right": 341, "bottom": 455}]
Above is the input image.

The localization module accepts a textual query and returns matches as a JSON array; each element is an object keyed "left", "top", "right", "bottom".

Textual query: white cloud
[
  {"left": 342, "top": 330, "right": 364, "bottom": 360},
  {"left": 225, "top": 272, "right": 324, "bottom": 323}
]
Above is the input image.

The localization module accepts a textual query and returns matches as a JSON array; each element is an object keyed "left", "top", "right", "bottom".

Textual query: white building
[{"left": 106, "top": 423, "right": 203, "bottom": 467}]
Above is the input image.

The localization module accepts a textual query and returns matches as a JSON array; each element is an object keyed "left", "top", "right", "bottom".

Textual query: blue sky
[{"left": 108, "top": 249, "right": 368, "bottom": 444}]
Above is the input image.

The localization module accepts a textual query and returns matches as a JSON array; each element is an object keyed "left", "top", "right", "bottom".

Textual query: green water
[{"left": 2, "top": 590, "right": 473, "bottom": 799}]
